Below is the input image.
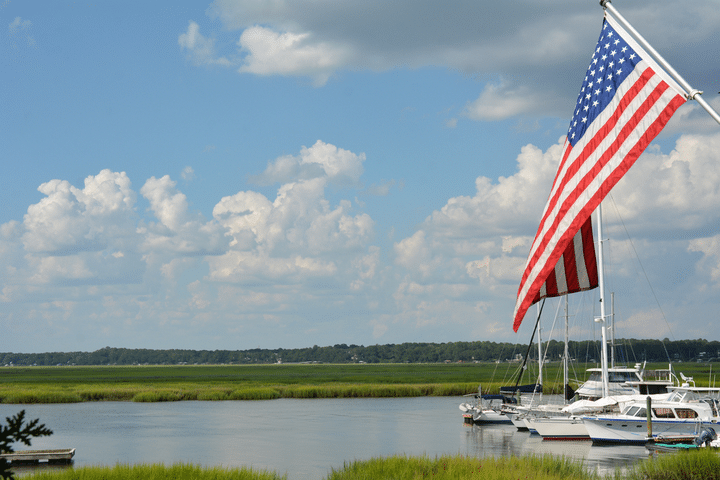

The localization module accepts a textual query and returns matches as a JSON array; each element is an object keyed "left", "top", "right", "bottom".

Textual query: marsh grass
[
  {"left": 0, "top": 390, "right": 84, "bottom": 404},
  {"left": 19, "top": 452, "right": 719, "bottom": 480},
  {"left": 0, "top": 382, "right": 486, "bottom": 404},
  {"left": 19, "top": 456, "right": 598, "bottom": 480},
  {"left": 326, "top": 454, "right": 599, "bottom": 480},
  {"left": 23, "top": 463, "right": 286, "bottom": 480},
  {"left": 2, "top": 362, "right": 715, "bottom": 403},
  {"left": 625, "top": 448, "right": 720, "bottom": 480}
]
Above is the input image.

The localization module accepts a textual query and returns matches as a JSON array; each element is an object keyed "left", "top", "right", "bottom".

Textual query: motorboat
[{"left": 582, "top": 388, "right": 720, "bottom": 444}]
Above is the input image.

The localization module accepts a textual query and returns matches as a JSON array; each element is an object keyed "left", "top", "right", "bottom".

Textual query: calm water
[{"left": 0, "top": 397, "right": 650, "bottom": 479}]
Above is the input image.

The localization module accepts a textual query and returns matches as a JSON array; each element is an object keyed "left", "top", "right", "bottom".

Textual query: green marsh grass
[
  {"left": 1, "top": 362, "right": 717, "bottom": 403},
  {"left": 625, "top": 448, "right": 720, "bottom": 480},
  {"left": 327, "top": 454, "right": 600, "bottom": 480},
  {"left": 19, "top": 451, "right": 720, "bottom": 480},
  {"left": 19, "top": 456, "right": 599, "bottom": 480},
  {"left": 23, "top": 463, "right": 286, "bottom": 480}
]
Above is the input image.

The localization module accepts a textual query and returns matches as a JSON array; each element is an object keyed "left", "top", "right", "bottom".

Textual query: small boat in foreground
[
  {"left": 0, "top": 449, "right": 75, "bottom": 464},
  {"left": 646, "top": 427, "right": 720, "bottom": 453}
]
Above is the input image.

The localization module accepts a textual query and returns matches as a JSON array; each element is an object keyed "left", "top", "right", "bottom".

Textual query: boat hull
[
  {"left": 583, "top": 416, "right": 714, "bottom": 445},
  {"left": 525, "top": 416, "right": 589, "bottom": 440}
]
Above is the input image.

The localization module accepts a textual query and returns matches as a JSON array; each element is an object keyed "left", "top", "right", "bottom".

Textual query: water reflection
[
  {"left": 463, "top": 423, "right": 528, "bottom": 456},
  {"left": 462, "top": 423, "right": 647, "bottom": 475},
  {"left": 0, "top": 398, "right": 650, "bottom": 479}
]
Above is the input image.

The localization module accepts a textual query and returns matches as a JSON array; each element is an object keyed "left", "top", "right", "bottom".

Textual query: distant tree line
[{"left": 1, "top": 338, "right": 719, "bottom": 366}]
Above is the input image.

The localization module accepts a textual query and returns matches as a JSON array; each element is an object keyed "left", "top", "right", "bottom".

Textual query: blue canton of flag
[{"left": 568, "top": 20, "right": 639, "bottom": 146}]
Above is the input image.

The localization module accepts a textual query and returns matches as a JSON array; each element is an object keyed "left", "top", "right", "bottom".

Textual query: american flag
[{"left": 513, "top": 12, "right": 687, "bottom": 332}]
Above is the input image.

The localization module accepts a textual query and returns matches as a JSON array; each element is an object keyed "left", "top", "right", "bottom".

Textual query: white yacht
[{"left": 582, "top": 387, "right": 720, "bottom": 444}]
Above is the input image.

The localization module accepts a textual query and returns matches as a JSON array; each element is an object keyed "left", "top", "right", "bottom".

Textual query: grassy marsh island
[{"left": 1, "top": 362, "right": 720, "bottom": 404}]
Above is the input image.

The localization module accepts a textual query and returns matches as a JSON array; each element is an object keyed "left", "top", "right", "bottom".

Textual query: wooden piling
[{"left": 646, "top": 396, "right": 652, "bottom": 440}]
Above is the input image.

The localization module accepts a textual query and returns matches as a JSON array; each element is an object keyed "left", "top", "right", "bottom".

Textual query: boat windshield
[
  {"left": 587, "top": 370, "right": 640, "bottom": 383},
  {"left": 622, "top": 406, "right": 647, "bottom": 417},
  {"left": 608, "top": 371, "right": 640, "bottom": 383},
  {"left": 666, "top": 389, "right": 700, "bottom": 403},
  {"left": 624, "top": 406, "right": 640, "bottom": 416}
]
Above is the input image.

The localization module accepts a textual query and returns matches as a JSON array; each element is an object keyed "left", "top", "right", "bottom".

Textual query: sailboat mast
[
  {"left": 611, "top": 292, "right": 616, "bottom": 369},
  {"left": 596, "top": 204, "right": 610, "bottom": 397},
  {"left": 563, "top": 295, "right": 569, "bottom": 403},
  {"left": 537, "top": 303, "right": 543, "bottom": 388}
]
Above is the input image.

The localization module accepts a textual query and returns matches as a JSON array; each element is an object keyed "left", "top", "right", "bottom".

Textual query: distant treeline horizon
[{"left": 2, "top": 338, "right": 720, "bottom": 366}]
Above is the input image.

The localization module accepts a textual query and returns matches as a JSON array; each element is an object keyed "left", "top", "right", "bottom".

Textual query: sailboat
[
  {"left": 460, "top": 305, "right": 543, "bottom": 426},
  {"left": 521, "top": 296, "right": 591, "bottom": 439},
  {"left": 458, "top": 384, "right": 515, "bottom": 425}
]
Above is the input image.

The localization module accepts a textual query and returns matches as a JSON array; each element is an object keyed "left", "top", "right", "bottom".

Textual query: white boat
[
  {"left": 459, "top": 386, "right": 514, "bottom": 425},
  {"left": 582, "top": 388, "right": 720, "bottom": 444},
  {"left": 524, "top": 415, "right": 588, "bottom": 440},
  {"left": 575, "top": 364, "right": 677, "bottom": 399}
]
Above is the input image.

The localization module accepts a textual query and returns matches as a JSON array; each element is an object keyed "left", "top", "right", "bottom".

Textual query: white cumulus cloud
[
  {"left": 210, "top": 142, "right": 374, "bottom": 283},
  {"left": 139, "top": 175, "right": 229, "bottom": 255},
  {"left": 237, "top": 26, "right": 351, "bottom": 86}
]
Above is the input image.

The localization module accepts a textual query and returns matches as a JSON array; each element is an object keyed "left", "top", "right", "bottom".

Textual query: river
[{"left": 0, "top": 397, "right": 650, "bottom": 479}]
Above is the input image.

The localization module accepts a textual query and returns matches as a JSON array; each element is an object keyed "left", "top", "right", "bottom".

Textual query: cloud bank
[
  {"left": 4, "top": 131, "right": 720, "bottom": 350},
  {"left": 177, "top": 0, "right": 720, "bottom": 118}
]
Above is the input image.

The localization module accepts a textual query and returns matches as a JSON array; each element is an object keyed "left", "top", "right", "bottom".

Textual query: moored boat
[
  {"left": 459, "top": 386, "right": 515, "bottom": 425},
  {"left": 582, "top": 388, "right": 720, "bottom": 444}
]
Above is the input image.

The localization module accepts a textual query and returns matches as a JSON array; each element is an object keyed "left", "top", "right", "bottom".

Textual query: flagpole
[{"left": 600, "top": 0, "right": 720, "bottom": 126}]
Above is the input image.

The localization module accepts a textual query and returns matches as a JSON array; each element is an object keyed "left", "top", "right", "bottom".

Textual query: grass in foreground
[
  {"left": 327, "top": 454, "right": 600, "bottom": 480},
  {"left": 624, "top": 447, "right": 720, "bottom": 480},
  {"left": 19, "top": 456, "right": 599, "bottom": 480},
  {"left": 22, "top": 463, "right": 286, "bottom": 480},
  {"left": 20, "top": 451, "right": 720, "bottom": 480}
]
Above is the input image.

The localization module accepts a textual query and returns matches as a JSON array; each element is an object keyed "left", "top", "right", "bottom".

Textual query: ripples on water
[{"left": 1, "top": 397, "right": 649, "bottom": 479}]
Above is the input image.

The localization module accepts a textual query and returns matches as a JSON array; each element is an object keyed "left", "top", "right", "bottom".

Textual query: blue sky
[{"left": 2, "top": 0, "right": 720, "bottom": 354}]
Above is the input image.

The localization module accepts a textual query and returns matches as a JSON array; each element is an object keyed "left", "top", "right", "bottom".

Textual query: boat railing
[{"left": 639, "top": 368, "right": 677, "bottom": 384}]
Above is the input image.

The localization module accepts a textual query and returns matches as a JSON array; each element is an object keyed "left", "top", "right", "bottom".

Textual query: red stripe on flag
[
  {"left": 563, "top": 241, "right": 580, "bottom": 292},
  {"left": 529, "top": 216, "right": 598, "bottom": 309}
]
